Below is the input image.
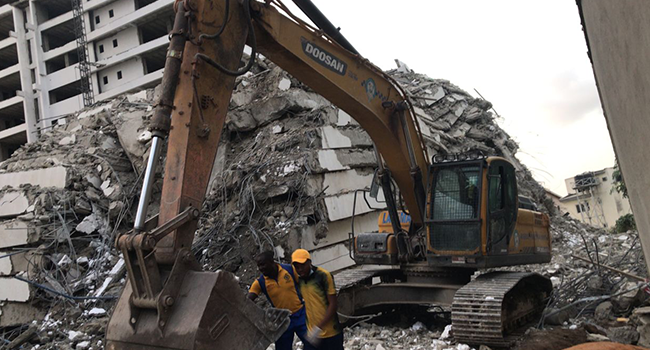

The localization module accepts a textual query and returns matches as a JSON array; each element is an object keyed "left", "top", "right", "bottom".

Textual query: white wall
[
  {"left": 93, "top": 0, "right": 136, "bottom": 30},
  {"left": 561, "top": 167, "right": 632, "bottom": 228},
  {"left": 98, "top": 57, "right": 144, "bottom": 92},
  {"left": 95, "top": 26, "right": 140, "bottom": 60}
]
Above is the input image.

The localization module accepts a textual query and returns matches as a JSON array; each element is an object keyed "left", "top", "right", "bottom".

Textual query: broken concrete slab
[
  {"left": 0, "top": 192, "right": 30, "bottom": 218},
  {"left": 323, "top": 169, "right": 374, "bottom": 196},
  {"left": 315, "top": 150, "right": 377, "bottom": 173},
  {"left": 428, "top": 119, "right": 452, "bottom": 131},
  {"left": 0, "top": 166, "right": 68, "bottom": 189},
  {"left": 441, "top": 111, "right": 460, "bottom": 126},
  {"left": 0, "top": 251, "right": 40, "bottom": 276},
  {"left": 317, "top": 150, "right": 349, "bottom": 172},
  {"left": 324, "top": 192, "right": 386, "bottom": 222},
  {"left": 0, "top": 302, "right": 46, "bottom": 327},
  {"left": 302, "top": 211, "right": 379, "bottom": 250},
  {"left": 77, "top": 104, "right": 112, "bottom": 120},
  {"left": 320, "top": 126, "right": 352, "bottom": 149},
  {"left": 335, "top": 109, "right": 356, "bottom": 126},
  {"left": 310, "top": 243, "right": 354, "bottom": 273},
  {"left": 464, "top": 107, "right": 484, "bottom": 123},
  {"left": 0, "top": 277, "right": 31, "bottom": 302},
  {"left": 228, "top": 109, "right": 258, "bottom": 132},
  {"left": 126, "top": 90, "right": 148, "bottom": 103},
  {"left": 110, "top": 109, "right": 149, "bottom": 170},
  {"left": 428, "top": 86, "right": 446, "bottom": 103},
  {"left": 230, "top": 90, "right": 255, "bottom": 108},
  {"left": 0, "top": 220, "right": 39, "bottom": 249},
  {"left": 58, "top": 134, "right": 76, "bottom": 146},
  {"left": 449, "top": 122, "right": 472, "bottom": 138},
  {"left": 416, "top": 117, "right": 432, "bottom": 138},
  {"left": 75, "top": 213, "right": 107, "bottom": 235}
]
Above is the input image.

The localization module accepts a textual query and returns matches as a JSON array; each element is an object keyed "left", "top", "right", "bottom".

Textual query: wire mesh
[{"left": 429, "top": 165, "right": 481, "bottom": 251}]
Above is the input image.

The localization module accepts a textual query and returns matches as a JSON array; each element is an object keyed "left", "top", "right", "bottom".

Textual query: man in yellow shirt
[
  {"left": 291, "top": 249, "right": 343, "bottom": 350},
  {"left": 248, "top": 251, "right": 307, "bottom": 350}
]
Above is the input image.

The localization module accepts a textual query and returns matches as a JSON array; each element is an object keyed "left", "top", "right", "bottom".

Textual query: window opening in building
[
  {"left": 95, "top": 16, "right": 100, "bottom": 24},
  {"left": 109, "top": 9, "right": 114, "bottom": 18},
  {"left": 575, "top": 203, "right": 589, "bottom": 213},
  {"left": 103, "top": 76, "right": 108, "bottom": 85},
  {"left": 113, "top": 39, "right": 118, "bottom": 48},
  {"left": 117, "top": 71, "right": 122, "bottom": 79},
  {"left": 602, "top": 177, "right": 607, "bottom": 181},
  {"left": 99, "top": 45, "right": 104, "bottom": 53}
]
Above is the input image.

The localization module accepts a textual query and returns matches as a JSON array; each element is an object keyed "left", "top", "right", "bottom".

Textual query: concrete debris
[
  {"left": 0, "top": 302, "right": 46, "bottom": 327},
  {"left": 0, "top": 90, "right": 144, "bottom": 348},
  {"left": 341, "top": 321, "right": 471, "bottom": 350},
  {"left": 607, "top": 326, "right": 640, "bottom": 344},
  {"left": 0, "top": 56, "right": 646, "bottom": 350}
]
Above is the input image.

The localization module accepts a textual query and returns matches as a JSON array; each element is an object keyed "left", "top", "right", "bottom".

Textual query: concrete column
[
  {"left": 12, "top": 6, "right": 38, "bottom": 143},
  {"left": 27, "top": 0, "right": 52, "bottom": 133},
  {"left": 84, "top": 10, "right": 100, "bottom": 98}
]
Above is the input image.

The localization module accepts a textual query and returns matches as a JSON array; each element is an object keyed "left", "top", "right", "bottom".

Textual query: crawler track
[{"left": 452, "top": 272, "right": 552, "bottom": 347}]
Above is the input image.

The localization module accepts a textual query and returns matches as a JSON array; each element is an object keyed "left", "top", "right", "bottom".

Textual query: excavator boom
[{"left": 107, "top": 0, "right": 430, "bottom": 348}]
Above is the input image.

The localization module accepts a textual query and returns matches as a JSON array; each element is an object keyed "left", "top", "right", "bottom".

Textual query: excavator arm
[
  {"left": 249, "top": 1, "right": 429, "bottom": 225},
  {"left": 107, "top": 0, "right": 430, "bottom": 349}
]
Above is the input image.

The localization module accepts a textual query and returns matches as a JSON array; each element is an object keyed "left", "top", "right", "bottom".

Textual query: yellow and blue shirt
[
  {"left": 298, "top": 266, "right": 341, "bottom": 338},
  {"left": 249, "top": 264, "right": 304, "bottom": 314}
]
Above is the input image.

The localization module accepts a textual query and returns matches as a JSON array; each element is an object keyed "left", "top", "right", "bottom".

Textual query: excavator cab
[
  {"left": 352, "top": 155, "right": 551, "bottom": 268},
  {"left": 427, "top": 157, "right": 484, "bottom": 257},
  {"left": 426, "top": 155, "right": 550, "bottom": 267}
]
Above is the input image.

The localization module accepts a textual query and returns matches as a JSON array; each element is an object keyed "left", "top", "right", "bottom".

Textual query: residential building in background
[
  {"left": 0, "top": 0, "right": 174, "bottom": 160},
  {"left": 559, "top": 166, "right": 632, "bottom": 229}
]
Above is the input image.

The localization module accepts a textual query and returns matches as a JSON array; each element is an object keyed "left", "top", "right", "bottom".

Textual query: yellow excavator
[{"left": 105, "top": 0, "right": 553, "bottom": 348}]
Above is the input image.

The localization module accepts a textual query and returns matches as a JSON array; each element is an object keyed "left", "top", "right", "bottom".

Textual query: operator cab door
[{"left": 487, "top": 160, "right": 518, "bottom": 255}]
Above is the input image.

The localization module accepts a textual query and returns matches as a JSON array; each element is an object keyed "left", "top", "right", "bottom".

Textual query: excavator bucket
[{"left": 106, "top": 270, "right": 290, "bottom": 350}]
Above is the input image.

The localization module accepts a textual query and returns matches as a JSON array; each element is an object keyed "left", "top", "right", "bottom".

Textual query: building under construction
[{"left": 0, "top": 0, "right": 174, "bottom": 160}]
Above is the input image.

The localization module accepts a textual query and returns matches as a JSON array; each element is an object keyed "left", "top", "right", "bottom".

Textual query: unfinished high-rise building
[{"left": 0, "top": 0, "right": 174, "bottom": 160}]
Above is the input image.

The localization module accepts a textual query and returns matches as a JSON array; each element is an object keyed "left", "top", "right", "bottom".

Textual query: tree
[
  {"left": 611, "top": 160, "right": 628, "bottom": 199},
  {"left": 615, "top": 213, "right": 636, "bottom": 233}
]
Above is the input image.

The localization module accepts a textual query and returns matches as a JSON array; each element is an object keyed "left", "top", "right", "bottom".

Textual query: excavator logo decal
[
  {"left": 301, "top": 37, "right": 347, "bottom": 76},
  {"left": 362, "top": 78, "right": 388, "bottom": 103}
]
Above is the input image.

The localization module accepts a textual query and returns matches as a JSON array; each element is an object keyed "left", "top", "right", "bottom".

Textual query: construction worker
[
  {"left": 248, "top": 251, "right": 307, "bottom": 350},
  {"left": 291, "top": 249, "right": 343, "bottom": 350}
]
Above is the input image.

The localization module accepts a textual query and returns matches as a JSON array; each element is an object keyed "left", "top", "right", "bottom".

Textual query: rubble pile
[
  {"left": 342, "top": 322, "right": 469, "bottom": 350},
  {"left": 0, "top": 55, "right": 646, "bottom": 349},
  {"left": 388, "top": 66, "right": 551, "bottom": 212},
  {"left": 536, "top": 215, "right": 650, "bottom": 346},
  {"left": 192, "top": 58, "right": 553, "bottom": 284},
  {"left": 0, "top": 93, "right": 154, "bottom": 348}
]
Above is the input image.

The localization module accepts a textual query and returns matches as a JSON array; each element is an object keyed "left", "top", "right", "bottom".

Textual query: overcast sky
[{"left": 285, "top": 0, "right": 615, "bottom": 196}]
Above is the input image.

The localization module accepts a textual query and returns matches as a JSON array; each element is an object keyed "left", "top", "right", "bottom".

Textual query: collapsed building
[{"left": 0, "top": 58, "right": 648, "bottom": 349}]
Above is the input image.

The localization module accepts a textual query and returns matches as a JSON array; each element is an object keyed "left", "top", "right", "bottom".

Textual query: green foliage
[
  {"left": 615, "top": 213, "right": 636, "bottom": 233},
  {"left": 611, "top": 161, "right": 628, "bottom": 199}
]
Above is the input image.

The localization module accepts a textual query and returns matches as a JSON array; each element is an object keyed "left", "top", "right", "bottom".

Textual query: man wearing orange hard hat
[{"left": 291, "top": 249, "right": 343, "bottom": 350}]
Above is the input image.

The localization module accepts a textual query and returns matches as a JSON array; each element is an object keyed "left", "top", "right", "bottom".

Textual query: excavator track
[{"left": 452, "top": 271, "right": 552, "bottom": 347}]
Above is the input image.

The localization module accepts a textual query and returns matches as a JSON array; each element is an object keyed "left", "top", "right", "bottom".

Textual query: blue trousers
[
  {"left": 275, "top": 307, "right": 308, "bottom": 350},
  {"left": 303, "top": 332, "right": 344, "bottom": 350}
]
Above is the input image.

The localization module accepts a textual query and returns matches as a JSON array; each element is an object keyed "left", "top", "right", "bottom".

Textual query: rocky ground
[{"left": 0, "top": 57, "right": 648, "bottom": 350}]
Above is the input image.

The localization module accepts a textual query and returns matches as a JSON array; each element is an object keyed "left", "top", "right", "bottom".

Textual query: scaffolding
[
  {"left": 71, "top": 0, "right": 95, "bottom": 107},
  {"left": 573, "top": 172, "right": 607, "bottom": 227}
]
